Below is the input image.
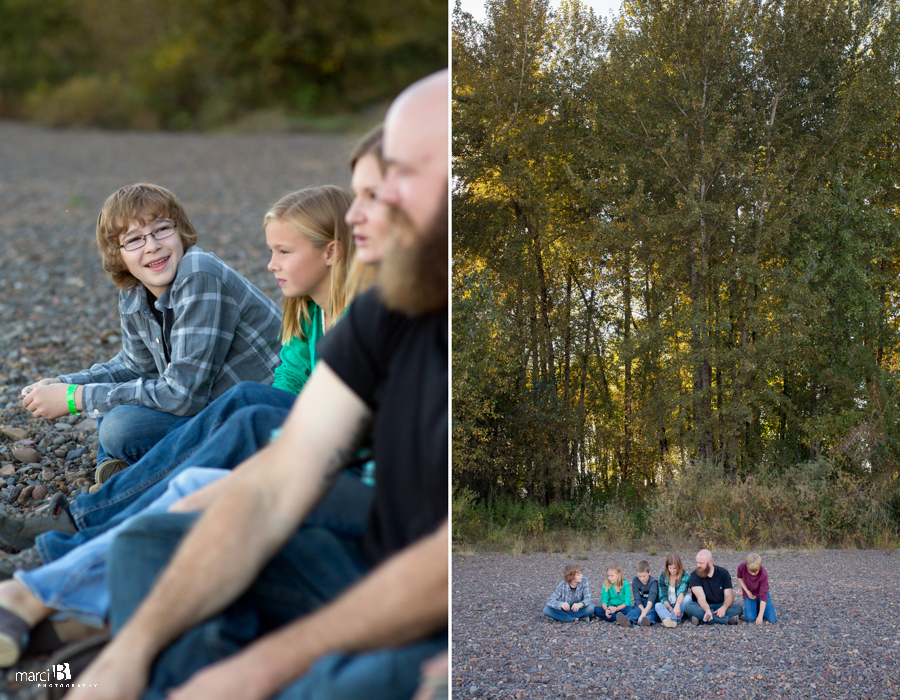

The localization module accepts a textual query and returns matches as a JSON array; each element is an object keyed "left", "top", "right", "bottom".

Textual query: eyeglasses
[{"left": 119, "top": 220, "right": 178, "bottom": 251}]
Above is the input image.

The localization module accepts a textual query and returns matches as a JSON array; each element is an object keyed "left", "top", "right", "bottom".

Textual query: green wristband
[{"left": 67, "top": 385, "right": 80, "bottom": 415}]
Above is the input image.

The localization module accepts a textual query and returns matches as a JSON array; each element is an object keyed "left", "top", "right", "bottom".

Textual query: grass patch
[{"left": 453, "top": 458, "right": 900, "bottom": 552}]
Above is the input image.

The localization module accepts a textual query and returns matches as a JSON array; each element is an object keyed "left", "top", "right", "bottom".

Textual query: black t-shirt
[
  {"left": 317, "top": 289, "right": 447, "bottom": 566},
  {"left": 688, "top": 564, "right": 732, "bottom": 606}
]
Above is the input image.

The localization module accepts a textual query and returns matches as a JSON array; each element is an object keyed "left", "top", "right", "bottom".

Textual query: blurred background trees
[
  {"left": 0, "top": 0, "right": 447, "bottom": 129},
  {"left": 453, "top": 0, "right": 900, "bottom": 546}
]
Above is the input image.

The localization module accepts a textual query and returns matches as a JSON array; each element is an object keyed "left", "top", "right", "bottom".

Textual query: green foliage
[
  {"left": 453, "top": 0, "right": 900, "bottom": 533},
  {"left": 0, "top": 0, "right": 447, "bottom": 129}
]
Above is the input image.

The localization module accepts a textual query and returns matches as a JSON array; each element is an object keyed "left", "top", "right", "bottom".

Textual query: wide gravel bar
[{"left": 453, "top": 550, "right": 900, "bottom": 700}]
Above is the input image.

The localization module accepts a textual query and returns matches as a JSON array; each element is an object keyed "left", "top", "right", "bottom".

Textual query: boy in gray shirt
[
  {"left": 618, "top": 560, "right": 659, "bottom": 627},
  {"left": 543, "top": 563, "right": 594, "bottom": 622}
]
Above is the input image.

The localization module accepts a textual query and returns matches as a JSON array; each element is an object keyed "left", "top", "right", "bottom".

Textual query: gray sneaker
[
  {"left": 0, "top": 547, "right": 44, "bottom": 581},
  {"left": 0, "top": 492, "right": 77, "bottom": 551},
  {"left": 728, "top": 615, "right": 740, "bottom": 625},
  {"left": 95, "top": 459, "right": 129, "bottom": 484}
]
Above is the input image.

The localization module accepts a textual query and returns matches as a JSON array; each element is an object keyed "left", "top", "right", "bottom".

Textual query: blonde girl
[{"left": 596, "top": 564, "right": 633, "bottom": 622}]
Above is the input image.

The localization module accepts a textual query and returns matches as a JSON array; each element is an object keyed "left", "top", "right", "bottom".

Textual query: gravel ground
[
  {"left": 452, "top": 550, "right": 900, "bottom": 700},
  {"left": 0, "top": 121, "right": 356, "bottom": 696}
]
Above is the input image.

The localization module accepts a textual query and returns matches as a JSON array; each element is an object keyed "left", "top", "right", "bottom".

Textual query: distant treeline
[
  {"left": 0, "top": 0, "right": 447, "bottom": 129},
  {"left": 452, "top": 0, "right": 900, "bottom": 542}
]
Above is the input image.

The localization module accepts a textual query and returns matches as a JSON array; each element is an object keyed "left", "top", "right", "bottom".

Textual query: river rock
[
  {"left": 17, "top": 484, "right": 35, "bottom": 504},
  {"left": 73, "top": 418, "right": 98, "bottom": 432},
  {"left": 32, "top": 485, "right": 47, "bottom": 501},
  {"left": 1, "top": 427, "right": 28, "bottom": 442},
  {"left": 12, "top": 447, "right": 40, "bottom": 464}
]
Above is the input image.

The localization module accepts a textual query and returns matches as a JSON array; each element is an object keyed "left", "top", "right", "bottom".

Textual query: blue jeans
[
  {"left": 36, "top": 382, "right": 296, "bottom": 564},
  {"left": 542, "top": 604, "right": 595, "bottom": 622},
  {"left": 626, "top": 606, "right": 659, "bottom": 625},
  {"left": 19, "top": 467, "right": 375, "bottom": 626},
  {"left": 107, "top": 513, "right": 446, "bottom": 700},
  {"left": 682, "top": 600, "right": 743, "bottom": 624},
  {"left": 654, "top": 600, "right": 688, "bottom": 622},
  {"left": 96, "top": 406, "right": 190, "bottom": 465},
  {"left": 595, "top": 605, "right": 636, "bottom": 622},
  {"left": 743, "top": 593, "right": 777, "bottom": 623}
]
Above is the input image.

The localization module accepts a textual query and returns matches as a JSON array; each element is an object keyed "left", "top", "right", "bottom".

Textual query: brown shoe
[
  {"left": 0, "top": 492, "right": 77, "bottom": 551},
  {"left": 0, "top": 607, "right": 30, "bottom": 668},
  {"left": 28, "top": 618, "right": 109, "bottom": 656},
  {"left": 94, "top": 459, "right": 129, "bottom": 484}
]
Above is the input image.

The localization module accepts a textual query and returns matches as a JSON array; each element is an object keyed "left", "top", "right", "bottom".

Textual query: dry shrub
[
  {"left": 25, "top": 75, "right": 158, "bottom": 129},
  {"left": 649, "top": 458, "right": 898, "bottom": 547}
]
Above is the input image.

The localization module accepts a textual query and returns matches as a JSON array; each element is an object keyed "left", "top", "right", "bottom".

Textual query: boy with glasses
[{"left": 20, "top": 183, "right": 282, "bottom": 483}]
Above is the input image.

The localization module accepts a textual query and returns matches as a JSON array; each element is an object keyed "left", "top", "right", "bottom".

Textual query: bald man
[
  {"left": 683, "top": 549, "right": 743, "bottom": 626},
  {"left": 66, "top": 70, "right": 449, "bottom": 700}
]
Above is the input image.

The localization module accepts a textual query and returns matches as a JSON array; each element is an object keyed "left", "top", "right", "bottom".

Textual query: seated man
[
  {"left": 683, "top": 549, "right": 743, "bottom": 625},
  {"left": 66, "top": 69, "right": 449, "bottom": 700}
]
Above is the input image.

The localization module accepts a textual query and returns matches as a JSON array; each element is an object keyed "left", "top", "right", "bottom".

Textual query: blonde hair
[
  {"left": 343, "top": 124, "right": 385, "bottom": 301},
  {"left": 562, "top": 562, "right": 582, "bottom": 584},
  {"left": 264, "top": 186, "right": 354, "bottom": 341},
  {"left": 746, "top": 552, "right": 762, "bottom": 574},
  {"left": 663, "top": 553, "right": 685, "bottom": 587},
  {"left": 604, "top": 565, "right": 624, "bottom": 592},
  {"left": 96, "top": 183, "right": 198, "bottom": 290}
]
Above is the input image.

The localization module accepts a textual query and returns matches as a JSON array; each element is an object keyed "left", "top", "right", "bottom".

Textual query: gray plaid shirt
[
  {"left": 546, "top": 578, "right": 593, "bottom": 610},
  {"left": 60, "top": 248, "right": 281, "bottom": 416}
]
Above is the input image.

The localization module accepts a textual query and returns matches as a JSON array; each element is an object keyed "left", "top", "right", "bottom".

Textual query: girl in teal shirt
[{"left": 597, "top": 564, "right": 635, "bottom": 622}]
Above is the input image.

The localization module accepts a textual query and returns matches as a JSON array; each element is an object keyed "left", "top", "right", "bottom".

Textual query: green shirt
[
  {"left": 601, "top": 580, "right": 631, "bottom": 608},
  {"left": 272, "top": 303, "right": 323, "bottom": 395}
]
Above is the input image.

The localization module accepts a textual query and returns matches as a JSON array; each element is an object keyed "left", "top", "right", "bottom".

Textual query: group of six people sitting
[{"left": 544, "top": 549, "right": 777, "bottom": 627}]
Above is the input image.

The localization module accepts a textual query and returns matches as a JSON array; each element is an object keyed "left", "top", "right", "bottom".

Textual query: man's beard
[
  {"left": 377, "top": 190, "right": 448, "bottom": 316},
  {"left": 696, "top": 563, "right": 712, "bottom": 578}
]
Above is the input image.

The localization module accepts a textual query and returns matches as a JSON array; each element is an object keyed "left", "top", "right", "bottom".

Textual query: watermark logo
[{"left": 14, "top": 663, "right": 96, "bottom": 690}]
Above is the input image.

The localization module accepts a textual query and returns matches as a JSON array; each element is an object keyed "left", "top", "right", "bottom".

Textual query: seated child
[
  {"left": 595, "top": 564, "right": 632, "bottom": 622},
  {"left": 654, "top": 553, "right": 692, "bottom": 628},
  {"left": 20, "top": 183, "right": 283, "bottom": 480},
  {"left": 737, "top": 552, "right": 777, "bottom": 625},
  {"left": 619, "top": 559, "right": 659, "bottom": 627},
  {"left": 543, "top": 562, "right": 594, "bottom": 622}
]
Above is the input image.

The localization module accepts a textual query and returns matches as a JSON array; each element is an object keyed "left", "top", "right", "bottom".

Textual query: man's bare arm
[
  {"left": 691, "top": 586, "right": 710, "bottom": 615},
  {"left": 165, "top": 520, "right": 449, "bottom": 700},
  {"left": 66, "top": 364, "right": 370, "bottom": 700}
]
